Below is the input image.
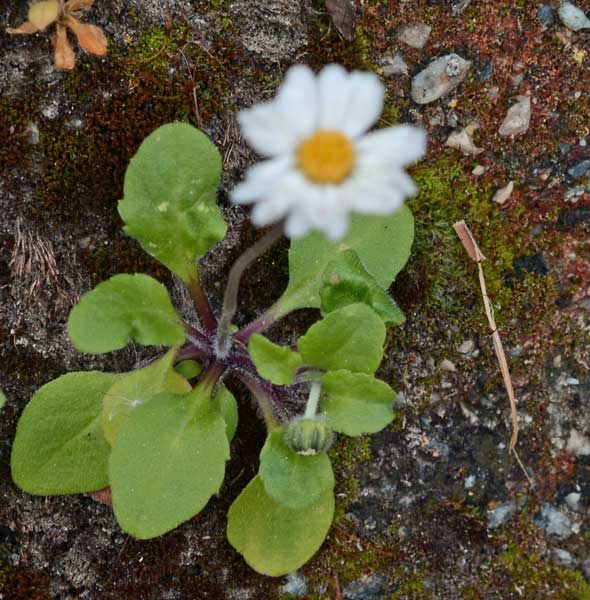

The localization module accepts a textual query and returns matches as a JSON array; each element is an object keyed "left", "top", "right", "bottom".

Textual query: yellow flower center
[{"left": 297, "top": 130, "right": 355, "bottom": 184}]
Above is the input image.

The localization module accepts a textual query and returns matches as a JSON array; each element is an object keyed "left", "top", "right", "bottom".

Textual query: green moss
[{"left": 466, "top": 544, "right": 590, "bottom": 599}]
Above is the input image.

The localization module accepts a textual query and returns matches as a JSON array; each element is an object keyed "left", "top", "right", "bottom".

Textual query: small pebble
[
  {"left": 25, "top": 122, "right": 39, "bottom": 145},
  {"left": 565, "top": 185, "right": 586, "bottom": 201},
  {"left": 411, "top": 53, "right": 471, "bottom": 104},
  {"left": 551, "top": 548, "right": 574, "bottom": 567},
  {"left": 397, "top": 23, "right": 432, "bottom": 49},
  {"left": 535, "top": 504, "right": 572, "bottom": 539},
  {"left": 559, "top": 142, "right": 572, "bottom": 155},
  {"left": 558, "top": 2, "right": 590, "bottom": 31},
  {"left": 580, "top": 138, "right": 587, "bottom": 147},
  {"left": 492, "top": 181, "right": 514, "bottom": 205},
  {"left": 342, "top": 574, "right": 386, "bottom": 600},
  {"left": 564, "top": 492, "right": 581, "bottom": 511},
  {"left": 440, "top": 359, "right": 456, "bottom": 372},
  {"left": 537, "top": 4, "right": 555, "bottom": 26},
  {"left": 464, "top": 475, "right": 476, "bottom": 489},
  {"left": 445, "top": 125, "right": 483, "bottom": 155},
  {"left": 282, "top": 572, "right": 307, "bottom": 597},
  {"left": 472, "top": 165, "right": 486, "bottom": 176},
  {"left": 458, "top": 339, "right": 475, "bottom": 354},
  {"left": 566, "top": 429, "right": 590, "bottom": 456},
  {"left": 567, "top": 159, "right": 590, "bottom": 180},
  {"left": 499, "top": 96, "right": 531, "bottom": 136},
  {"left": 382, "top": 52, "right": 409, "bottom": 77},
  {"left": 487, "top": 502, "right": 517, "bottom": 529}
]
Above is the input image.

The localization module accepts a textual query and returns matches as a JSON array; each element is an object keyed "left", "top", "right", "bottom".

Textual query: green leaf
[
  {"left": 321, "top": 370, "right": 395, "bottom": 436},
  {"left": 11, "top": 371, "right": 121, "bottom": 494},
  {"left": 227, "top": 475, "right": 334, "bottom": 576},
  {"left": 320, "top": 250, "right": 405, "bottom": 326},
  {"left": 259, "top": 428, "right": 334, "bottom": 509},
  {"left": 102, "top": 349, "right": 191, "bottom": 446},
  {"left": 110, "top": 389, "right": 229, "bottom": 539},
  {"left": 298, "top": 304, "right": 386, "bottom": 374},
  {"left": 212, "top": 385, "right": 238, "bottom": 443},
  {"left": 174, "top": 360, "right": 202, "bottom": 379},
  {"left": 248, "top": 334, "right": 302, "bottom": 386},
  {"left": 278, "top": 207, "right": 414, "bottom": 316},
  {"left": 68, "top": 273, "right": 186, "bottom": 354},
  {"left": 0, "top": 390, "right": 6, "bottom": 410},
  {"left": 118, "top": 123, "right": 227, "bottom": 282}
]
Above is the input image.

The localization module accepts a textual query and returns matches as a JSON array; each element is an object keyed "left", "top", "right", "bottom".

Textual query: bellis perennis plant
[{"left": 11, "top": 65, "right": 426, "bottom": 576}]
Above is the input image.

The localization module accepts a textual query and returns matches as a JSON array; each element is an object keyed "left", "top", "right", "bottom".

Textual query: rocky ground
[{"left": 1, "top": 0, "right": 590, "bottom": 598}]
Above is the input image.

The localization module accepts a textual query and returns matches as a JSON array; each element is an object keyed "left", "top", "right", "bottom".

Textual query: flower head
[{"left": 231, "top": 64, "right": 426, "bottom": 240}]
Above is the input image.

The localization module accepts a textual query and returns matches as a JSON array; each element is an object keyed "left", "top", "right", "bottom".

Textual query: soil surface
[{"left": 1, "top": 0, "right": 590, "bottom": 599}]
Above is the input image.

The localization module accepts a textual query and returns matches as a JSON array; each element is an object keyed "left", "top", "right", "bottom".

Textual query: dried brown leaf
[
  {"left": 6, "top": 21, "right": 39, "bottom": 35},
  {"left": 325, "top": 0, "right": 356, "bottom": 42},
  {"left": 64, "top": 0, "right": 95, "bottom": 13},
  {"left": 53, "top": 25, "right": 76, "bottom": 71},
  {"left": 88, "top": 486, "right": 112, "bottom": 506},
  {"left": 28, "top": 0, "right": 60, "bottom": 30},
  {"left": 65, "top": 16, "right": 107, "bottom": 56}
]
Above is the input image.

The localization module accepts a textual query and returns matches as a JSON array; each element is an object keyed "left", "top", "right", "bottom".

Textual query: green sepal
[
  {"left": 67, "top": 273, "right": 185, "bottom": 354},
  {"left": 297, "top": 303, "right": 386, "bottom": 374},
  {"left": 321, "top": 370, "right": 395, "bottom": 436},
  {"left": 320, "top": 249, "right": 405, "bottom": 326},
  {"left": 11, "top": 371, "right": 122, "bottom": 494},
  {"left": 248, "top": 334, "right": 302, "bottom": 386},
  {"left": 101, "top": 348, "right": 191, "bottom": 446},
  {"left": 259, "top": 428, "right": 334, "bottom": 509},
  {"left": 227, "top": 475, "right": 334, "bottom": 576},
  {"left": 109, "top": 387, "right": 230, "bottom": 539},
  {"left": 118, "top": 123, "right": 227, "bottom": 282}
]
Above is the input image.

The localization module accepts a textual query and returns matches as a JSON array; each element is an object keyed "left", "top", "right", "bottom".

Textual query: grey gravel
[
  {"left": 487, "top": 502, "right": 517, "bottom": 529},
  {"left": 343, "top": 574, "right": 387, "bottom": 600},
  {"left": 382, "top": 52, "right": 409, "bottom": 77},
  {"left": 535, "top": 504, "right": 572, "bottom": 539},
  {"left": 499, "top": 96, "right": 531, "bottom": 136},
  {"left": 565, "top": 185, "right": 587, "bottom": 202},
  {"left": 537, "top": 5, "right": 555, "bottom": 26},
  {"left": 281, "top": 572, "right": 307, "bottom": 597},
  {"left": 558, "top": 2, "right": 590, "bottom": 31},
  {"left": 411, "top": 54, "right": 471, "bottom": 104},
  {"left": 397, "top": 23, "right": 432, "bottom": 49},
  {"left": 567, "top": 160, "right": 590, "bottom": 180},
  {"left": 552, "top": 548, "right": 574, "bottom": 567}
]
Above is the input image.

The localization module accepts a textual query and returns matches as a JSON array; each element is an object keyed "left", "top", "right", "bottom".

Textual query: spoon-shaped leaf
[
  {"left": 227, "top": 475, "right": 334, "bottom": 576},
  {"left": 11, "top": 371, "right": 121, "bottom": 494},
  {"left": 68, "top": 273, "right": 185, "bottom": 354},
  {"left": 110, "top": 389, "right": 229, "bottom": 539}
]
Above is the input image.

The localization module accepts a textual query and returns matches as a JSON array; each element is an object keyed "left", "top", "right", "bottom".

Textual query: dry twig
[{"left": 453, "top": 221, "right": 534, "bottom": 486}]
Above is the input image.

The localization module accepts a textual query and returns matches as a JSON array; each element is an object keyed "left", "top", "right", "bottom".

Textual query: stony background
[{"left": 1, "top": 0, "right": 590, "bottom": 598}]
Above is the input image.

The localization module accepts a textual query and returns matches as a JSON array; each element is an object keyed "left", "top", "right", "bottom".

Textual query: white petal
[
  {"left": 275, "top": 65, "right": 318, "bottom": 138},
  {"left": 322, "top": 211, "right": 350, "bottom": 241},
  {"left": 237, "top": 65, "right": 318, "bottom": 157},
  {"left": 230, "top": 157, "right": 292, "bottom": 204},
  {"left": 284, "top": 210, "right": 312, "bottom": 239},
  {"left": 250, "top": 192, "right": 293, "bottom": 226},
  {"left": 349, "top": 181, "right": 405, "bottom": 214},
  {"left": 238, "top": 103, "right": 299, "bottom": 157},
  {"left": 342, "top": 71, "right": 385, "bottom": 138},
  {"left": 317, "top": 64, "right": 352, "bottom": 131},
  {"left": 357, "top": 125, "right": 427, "bottom": 167}
]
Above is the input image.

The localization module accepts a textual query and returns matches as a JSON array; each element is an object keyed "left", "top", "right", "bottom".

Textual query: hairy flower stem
[
  {"left": 199, "top": 362, "right": 226, "bottom": 395},
  {"left": 235, "top": 302, "right": 280, "bottom": 344},
  {"left": 234, "top": 370, "right": 280, "bottom": 431},
  {"left": 187, "top": 274, "right": 218, "bottom": 336},
  {"left": 303, "top": 381, "right": 322, "bottom": 419},
  {"left": 216, "top": 224, "right": 283, "bottom": 358}
]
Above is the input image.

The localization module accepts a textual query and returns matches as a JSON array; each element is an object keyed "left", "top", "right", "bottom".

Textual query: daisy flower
[{"left": 231, "top": 64, "right": 426, "bottom": 241}]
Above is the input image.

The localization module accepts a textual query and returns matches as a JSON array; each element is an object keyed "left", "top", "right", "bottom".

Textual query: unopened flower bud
[{"left": 284, "top": 418, "right": 334, "bottom": 456}]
